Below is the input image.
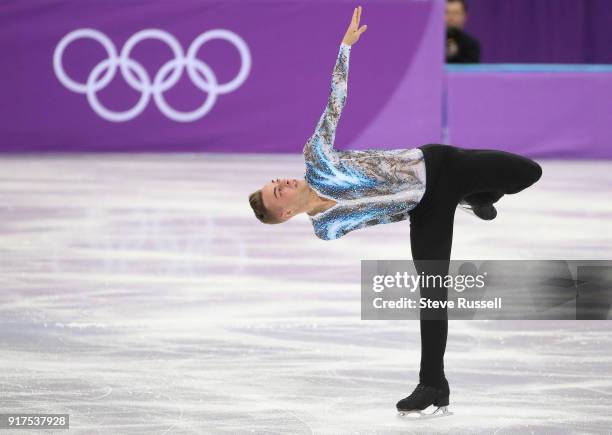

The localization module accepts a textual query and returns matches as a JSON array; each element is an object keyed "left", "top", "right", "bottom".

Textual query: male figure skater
[{"left": 249, "top": 6, "right": 542, "bottom": 415}]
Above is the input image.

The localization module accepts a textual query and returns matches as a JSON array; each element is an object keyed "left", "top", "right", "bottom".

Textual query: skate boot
[
  {"left": 458, "top": 191, "right": 501, "bottom": 221},
  {"left": 396, "top": 383, "right": 450, "bottom": 417},
  {"left": 458, "top": 200, "right": 497, "bottom": 220}
]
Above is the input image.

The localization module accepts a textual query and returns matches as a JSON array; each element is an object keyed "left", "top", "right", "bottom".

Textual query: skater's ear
[{"left": 278, "top": 207, "right": 299, "bottom": 221}]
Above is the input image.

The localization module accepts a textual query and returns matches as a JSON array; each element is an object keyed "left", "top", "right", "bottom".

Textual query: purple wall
[
  {"left": 2, "top": 0, "right": 611, "bottom": 158},
  {"left": 464, "top": 0, "right": 612, "bottom": 64},
  {"left": 446, "top": 68, "right": 612, "bottom": 159},
  {"left": 0, "top": 0, "right": 443, "bottom": 153}
]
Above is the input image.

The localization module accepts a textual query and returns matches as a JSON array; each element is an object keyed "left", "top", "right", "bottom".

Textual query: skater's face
[
  {"left": 445, "top": 1, "right": 467, "bottom": 29},
  {"left": 260, "top": 178, "right": 306, "bottom": 221}
]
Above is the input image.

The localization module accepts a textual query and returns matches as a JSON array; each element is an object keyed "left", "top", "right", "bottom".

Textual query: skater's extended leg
[
  {"left": 450, "top": 147, "right": 542, "bottom": 220},
  {"left": 450, "top": 147, "right": 542, "bottom": 200},
  {"left": 462, "top": 190, "right": 504, "bottom": 206}
]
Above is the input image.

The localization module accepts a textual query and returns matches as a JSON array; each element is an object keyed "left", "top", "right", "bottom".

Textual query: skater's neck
[{"left": 306, "top": 187, "right": 337, "bottom": 217}]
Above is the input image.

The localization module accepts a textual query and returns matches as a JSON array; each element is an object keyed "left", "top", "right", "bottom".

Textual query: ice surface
[{"left": 0, "top": 154, "right": 611, "bottom": 434}]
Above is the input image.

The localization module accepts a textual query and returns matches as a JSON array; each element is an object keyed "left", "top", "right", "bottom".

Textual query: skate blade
[
  {"left": 457, "top": 204, "right": 478, "bottom": 218},
  {"left": 397, "top": 406, "right": 452, "bottom": 419}
]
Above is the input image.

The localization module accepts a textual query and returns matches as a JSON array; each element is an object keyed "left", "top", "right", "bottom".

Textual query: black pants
[{"left": 408, "top": 144, "right": 543, "bottom": 391}]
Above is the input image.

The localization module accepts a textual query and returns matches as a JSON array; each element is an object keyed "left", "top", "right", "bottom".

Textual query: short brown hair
[{"left": 249, "top": 189, "right": 283, "bottom": 224}]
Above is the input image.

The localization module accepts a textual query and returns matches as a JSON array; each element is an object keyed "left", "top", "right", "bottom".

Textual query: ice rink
[{"left": 1, "top": 153, "right": 611, "bottom": 434}]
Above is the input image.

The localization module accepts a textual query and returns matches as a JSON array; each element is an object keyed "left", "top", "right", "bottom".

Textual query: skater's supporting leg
[{"left": 409, "top": 195, "right": 457, "bottom": 392}]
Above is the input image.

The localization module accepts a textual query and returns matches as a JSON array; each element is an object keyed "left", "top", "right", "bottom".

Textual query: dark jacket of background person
[{"left": 446, "top": 27, "right": 481, "bottom": 63}]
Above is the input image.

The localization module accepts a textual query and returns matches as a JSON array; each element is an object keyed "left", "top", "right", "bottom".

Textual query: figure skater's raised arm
[{"left": 307, "top": 6, "right": 367, "bottom": 154}]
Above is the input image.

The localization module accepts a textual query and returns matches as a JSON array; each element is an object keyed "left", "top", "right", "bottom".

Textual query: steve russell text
[{"left": 373, "top": 297, "right": 502, "bottom": 310}]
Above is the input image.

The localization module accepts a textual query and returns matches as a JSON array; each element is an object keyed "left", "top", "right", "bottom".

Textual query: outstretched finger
[
  {"left": 358, "top": 24, "right": 367, "bottom": 34},
  {"left": 351, "top": 7, "right": 358, "bottom": 27}
]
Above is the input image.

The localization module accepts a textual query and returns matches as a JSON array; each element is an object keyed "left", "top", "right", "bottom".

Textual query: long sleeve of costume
[{"left": 303, "top": 43, "right": 351, "bottom": 161}]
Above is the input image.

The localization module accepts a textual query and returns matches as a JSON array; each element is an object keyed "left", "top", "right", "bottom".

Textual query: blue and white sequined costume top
[{"left": 304, "top": 43, "right": 427, "bottom": 240}]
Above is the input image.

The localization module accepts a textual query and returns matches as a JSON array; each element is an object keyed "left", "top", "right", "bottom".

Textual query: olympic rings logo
[{"left": 53, "top": 28, "right": 251, "bottom": 123}]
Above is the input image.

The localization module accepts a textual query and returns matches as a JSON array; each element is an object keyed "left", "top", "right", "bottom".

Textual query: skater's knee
[
  {"left": 507, "top": 159, "right": 542, "bottom": 194},
  {"left": 521, "top": 158, "right": 542, "bottom": 187},
  {"left": 529, "top": 160, "right": 543, "bottom": 185}
]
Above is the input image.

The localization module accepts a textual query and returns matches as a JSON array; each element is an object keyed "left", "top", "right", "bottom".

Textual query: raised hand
[{"left": 342, "top": 6, "right": 367, "bottom": 46}]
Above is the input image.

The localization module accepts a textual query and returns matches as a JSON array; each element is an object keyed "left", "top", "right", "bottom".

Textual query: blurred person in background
[{"left": 446, "top": 0, "right": 481, "bottom": 63}]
